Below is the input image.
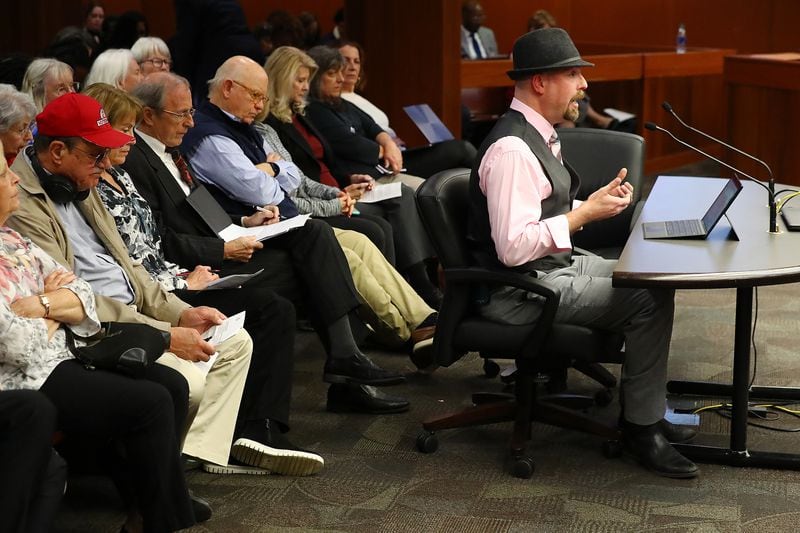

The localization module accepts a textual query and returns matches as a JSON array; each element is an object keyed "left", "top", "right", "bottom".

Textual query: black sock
[{"left": 327, "top": 314, "right": 363, "bottom": 359}]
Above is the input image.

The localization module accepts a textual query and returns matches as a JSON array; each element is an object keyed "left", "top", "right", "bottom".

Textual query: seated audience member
[
  {"left": 7, "top": 94, "right": 281, "bottom": 485},
  {"left": 0, "top": 391, "right": 65, "bottom": 533},
  {"left": 84, "top": 82, "right": 325, "bottom": 472},
  {"left": 320, "top": 8, "right": 346, "bottom": 46},
  {"left": 0, "top": 54, "right": 33, "bottom": 89},
  {"left": 304, "top": 46, "right": 425, "bottom": 187},
  {"left": 266, "top": 46, "right": 442, "bottom": 308},
  {"left": 21, "top": 58, "right": 77, "bottom": 113},
  {"left": 131, "top": 36, "right": 173, "bottom": 76},
  {"left": 461, "top": 0, "right": 498, "bottom": 59},
  {"left": 265, "top": 10, "right": 305, "bottom": 50},
  {"left": 45, "top": 26, "right": 94, "bottom": 83},
  {"left": 338, "top": 41, "right": 477, "bottom": 178},
  {"left": 249, "top": 114, "right": 439, "bottom": 371},
  {"left": 470, "top": 28, "right": 697, "bottom": 478},
  {"left": 527, "top": 10, "right": 635, "bottom": 133},
  {"left": 0, "top": 84, "right": 36, "bottom": 165},
  {"left": 83, "top": 48, "right": 143, "bottom": 92},
  {"left": 0, "top": 142, "right": 197, "bottom": 531},
  {"left": 298, "top": 11, "right": 321, "bottom": 49},
  {"left": 82, "top": 1, "right": 105, "bottom": 54},
  {"left": 123, "top": 73, "right": 406, "bottom": 397}
]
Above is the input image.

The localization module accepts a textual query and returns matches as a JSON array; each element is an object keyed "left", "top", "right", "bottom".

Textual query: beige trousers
[
  {"left": 156, "top": 328, "right": 253, "bottom": 465},
  {"left": 334, "top": 228, "right": 434, "bottom": 344},
  {"left": 376, "top": 173, "right": 425, "bottom": 191}
]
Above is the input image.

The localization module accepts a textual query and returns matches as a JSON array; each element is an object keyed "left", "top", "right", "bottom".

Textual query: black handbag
[{"left": 66, "top": 322, "right": 170, "bottom": 377}]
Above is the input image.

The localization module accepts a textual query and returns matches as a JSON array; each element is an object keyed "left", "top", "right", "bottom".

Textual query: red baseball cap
[{"left": 36, "top": 93, "right": 133, "bottom": 148}]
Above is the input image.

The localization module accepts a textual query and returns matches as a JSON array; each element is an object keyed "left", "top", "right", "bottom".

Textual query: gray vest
[{"left": 467, "top": 109, "right": 580, "bottom": 273}]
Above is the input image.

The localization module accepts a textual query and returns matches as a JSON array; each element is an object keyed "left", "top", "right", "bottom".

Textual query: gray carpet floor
[{"left": 54, "top": 161, "right": 800, "bottom": 532}]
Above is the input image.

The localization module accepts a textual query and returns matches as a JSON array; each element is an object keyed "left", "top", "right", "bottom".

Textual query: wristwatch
[
  {"left": 269, "top": 162, "right": 280, "bottom": 176},
  {"left": 39, "top": 294, "right": 51, "bottom": 318}
]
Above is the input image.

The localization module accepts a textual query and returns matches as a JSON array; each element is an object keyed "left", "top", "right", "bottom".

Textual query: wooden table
[{"left": 614, "top": 176, "right": 800, "bottom": 469}]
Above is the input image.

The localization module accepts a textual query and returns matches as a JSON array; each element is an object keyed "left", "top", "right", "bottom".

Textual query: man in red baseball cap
[{"left": 28, "top": 92, "right": 133, "bottom": 197}]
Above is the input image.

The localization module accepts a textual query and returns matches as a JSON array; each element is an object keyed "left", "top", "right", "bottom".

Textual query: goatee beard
[{"left": 563, "top": 90, "right": 586, "bottom": 122}]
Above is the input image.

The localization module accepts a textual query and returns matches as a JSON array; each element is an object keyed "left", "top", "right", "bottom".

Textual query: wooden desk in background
[
  {"left": 461, "top": 46, "right": 735, "bottom": 174},
  {"left": 725, "top": 53, "right": 800, "bottom": 187}
]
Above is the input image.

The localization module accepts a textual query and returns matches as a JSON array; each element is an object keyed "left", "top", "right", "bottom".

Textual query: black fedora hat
[{"left": 507, "top": 28, "right": 594, "bottom": 80}]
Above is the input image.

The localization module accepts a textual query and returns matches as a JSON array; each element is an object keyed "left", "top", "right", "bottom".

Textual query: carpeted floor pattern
[
  {"left": 53, "top": 277, "right": 800, "bottom": 533},
  {"left": 53, "top": 162, "right": 800, "bottom": 532}
]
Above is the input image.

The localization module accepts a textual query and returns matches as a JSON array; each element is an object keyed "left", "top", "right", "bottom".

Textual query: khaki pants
[
  {"left": 156, "top": 328, "right": 253, "bottom": 465},
  {"left": 334, "top": 228, "right": 433, "bottom": 344},
  {"left": 376, "top": 173, "right": 425, "bottom": 191}
]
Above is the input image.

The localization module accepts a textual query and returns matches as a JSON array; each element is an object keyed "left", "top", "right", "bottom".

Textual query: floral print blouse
[
  {"left": 97, "top": 167, "right": 189, "bottom": 292},
  {"left": 0, "top": 227, "right": 100, "bottom": 390}
]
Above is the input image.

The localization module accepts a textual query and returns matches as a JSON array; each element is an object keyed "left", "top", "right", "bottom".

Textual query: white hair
[
  {"left": 0, "top": 84, "right": 37, "bottom": 132},
  {"left": 131, "top": 36, "right": 171, "bottom": 64},
  {"left": 21, "top": 58, "right": 73, "bottom": 112},
  {"left": 84, "top": 49, "right": 136, "bottom": 90}
]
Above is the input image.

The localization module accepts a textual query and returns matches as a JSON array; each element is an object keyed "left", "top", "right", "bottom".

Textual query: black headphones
[{"left": 26, "top": 145, "right": 90, "bottom": 203}]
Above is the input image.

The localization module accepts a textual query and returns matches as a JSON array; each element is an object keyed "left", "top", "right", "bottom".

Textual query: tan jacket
[{"left": 9, "top": 154, "right": 190, "bottom": 331}]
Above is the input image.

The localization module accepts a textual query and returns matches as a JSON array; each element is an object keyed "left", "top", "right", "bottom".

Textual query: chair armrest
[{"left": 573, "top": 246, "right": 600, "bottom": 257}]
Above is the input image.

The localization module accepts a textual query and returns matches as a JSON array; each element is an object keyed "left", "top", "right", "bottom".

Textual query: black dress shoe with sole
[
  {"left": 327, "top": 384, "right": 410, "bottom": 414},
  {"left": 189, "top": 492, "right": 212, "bottom": 523},
  {"left": 658, "top": 419, "right": 697, "bottom": 444},
  {"left": 622, "top": 422, "right": 699, "bottom": 479},
  {"left": 323, "top": 352, "right": 406, "bottom": 386}
]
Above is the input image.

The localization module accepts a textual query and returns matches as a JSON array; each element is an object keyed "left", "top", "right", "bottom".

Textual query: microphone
[
  {"left": 661, "top": 101, "right": 778, "bottom": 233},
  {"left": 645, "top": 122, "right": 779, "bottom": 233}
]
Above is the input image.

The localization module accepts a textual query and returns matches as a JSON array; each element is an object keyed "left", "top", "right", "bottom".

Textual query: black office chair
[
  {"left": 558, "top": 128, "right": 646, "bottom": 259},
  {"left": 414, "top": 168, "right": 623, "bottom": 478}
]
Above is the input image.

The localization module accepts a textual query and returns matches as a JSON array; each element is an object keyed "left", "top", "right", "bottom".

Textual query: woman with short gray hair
[
  {"left": 132, "top": 36, "right": 173, "bottom": 76},
  {"left": 0, "top": 84, "right": 36, "bottom": 165}
]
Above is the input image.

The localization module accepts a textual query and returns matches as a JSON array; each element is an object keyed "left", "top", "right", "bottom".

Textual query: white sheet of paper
[
  {"left": 201, "top": 311, "right": 246, "bottom": 346},
  {"left": 218, "top": 214, "right": 310, "bottom": 243},
  {"left": 358, "top": 183, "right": 402, "bottom": 203},
  {"left": 193, "top": 352, "right": 219, "bottom": 376},
  {"left": 603, "top": 107, "right": 636, "bottom": 122},
  {"left": 203, "top": 269, "right": 264, "bottom": 290}
]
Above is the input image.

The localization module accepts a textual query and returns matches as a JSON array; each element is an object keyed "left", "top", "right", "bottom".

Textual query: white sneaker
[
  {"left": 202, "top": 462, "right": 270, "bottom": 476},
  {"left": 231, "top": 438, "right": 324, "bottom": 476}
]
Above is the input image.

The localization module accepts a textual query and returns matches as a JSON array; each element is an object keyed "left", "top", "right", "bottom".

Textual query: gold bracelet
[{"left": 38, "top": 294, "right": 51, "bottom": 318}]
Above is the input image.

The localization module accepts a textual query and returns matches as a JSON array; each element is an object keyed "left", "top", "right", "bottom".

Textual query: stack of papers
[{"left": 218, "top": 214, "right": 310, "bottom": 243}]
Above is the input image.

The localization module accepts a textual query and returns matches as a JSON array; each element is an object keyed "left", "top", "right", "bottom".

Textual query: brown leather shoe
[{"left": 410, "top": 325, "right": 435, "bottom": 345}]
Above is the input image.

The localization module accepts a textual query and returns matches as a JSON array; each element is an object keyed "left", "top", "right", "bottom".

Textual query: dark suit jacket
[
  {"left": 303, "top": 100, "right": 386, "bottom": 179},
  {"left": 122, "top": 132, "right": 231, "bottom": 269}
]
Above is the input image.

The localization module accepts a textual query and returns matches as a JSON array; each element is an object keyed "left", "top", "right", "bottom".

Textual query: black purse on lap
[{"left": 66, "top": 322, "right": 170, "bottom": 377}]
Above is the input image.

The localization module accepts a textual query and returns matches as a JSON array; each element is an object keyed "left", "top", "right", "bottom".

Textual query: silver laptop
[
  {"left": 642, "top": 177, "right": 743, "bottom": 239},
  {"left": 402, "top": 104, "right": 455, "bottom": 144}
]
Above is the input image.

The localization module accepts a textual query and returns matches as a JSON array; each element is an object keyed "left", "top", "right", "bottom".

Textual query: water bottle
[{"left": 676, "top": 23, "right": 687, "bottom": 54}]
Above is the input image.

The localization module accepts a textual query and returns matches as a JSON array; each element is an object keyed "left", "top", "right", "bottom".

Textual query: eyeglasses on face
[
  {"left": 231, "top": 80, "right": 269, "bottom": 105},
  {"left": 159, "top": 108, "right": 196, "bottom": 120},
  {"left": 54, "top": 82, "right": 80, "bottom": 96},
  {"left": 11, "top": 122, "right": 34, "bottom": 136},
  {"left": 142, "top": 57, "right": 172, "bottom": 69},
  {"left": 71, "top": 144, "right": 110, "bottom": 167}
]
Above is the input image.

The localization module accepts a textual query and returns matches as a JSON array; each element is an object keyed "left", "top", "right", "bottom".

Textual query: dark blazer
[
  {"left": 303, "top": 99, "right": 386, "bottom": 179},
  {"left": 122, "top": 132, "right": 236, "bottom": 269}
]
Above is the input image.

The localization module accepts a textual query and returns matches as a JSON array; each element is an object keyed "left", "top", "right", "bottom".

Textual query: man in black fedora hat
[{"left": 466, "top": 28, "right": 698, "bottom": 478}]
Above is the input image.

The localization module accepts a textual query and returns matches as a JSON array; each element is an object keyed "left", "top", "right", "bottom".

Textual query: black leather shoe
[
  {"left": 323, "top": 352, "right": 406, "bottom": 386},
  {"left": 622, "top": 422, "right": 699, "bottom": 478},
  {"left": 658, "top": 419, "right": 697, "bottom": 444},
  {"left": 327, "top": 384, "right": 410, "bottom": 414},
  {"left": 189, "top": 492, "right": 212, "bottom": 523}
]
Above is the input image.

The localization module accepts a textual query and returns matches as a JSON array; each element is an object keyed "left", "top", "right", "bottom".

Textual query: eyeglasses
[
  {"left": 159, "top": 108, "right": 196, "bottom": 121},
  {"left": 71, "top": 145, "right": 110, "bottom": 167},
  {"left": 231, "top": 80, "right": 269, "bottom": 105},
  {"left": 11, "top": 122, "right": 34, "bottom": 136},
  {"left": 54, "top": 82, "right": 80, "bottom": 96},
  {"left": 141, "top": 57, "right": 172, "bottom": 69}
]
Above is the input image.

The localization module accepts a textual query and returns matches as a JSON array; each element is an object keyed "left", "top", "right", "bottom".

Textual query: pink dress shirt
[{"left": 478, "top": 98, "right": 577, "bottom": 268}]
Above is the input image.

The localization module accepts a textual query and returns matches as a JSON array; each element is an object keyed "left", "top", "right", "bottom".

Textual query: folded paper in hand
[
  {"left": 194, "top": 311, "right": 246, "bottom": 376},
  {"left": 358, "top": 183, "right": 402, "bottom": 203},
  {"left": 218, "top": 214, "right": 310, "bottom": 243},
  {"left": 203, "top": 269, "right": 264, "bottom": 290}
]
